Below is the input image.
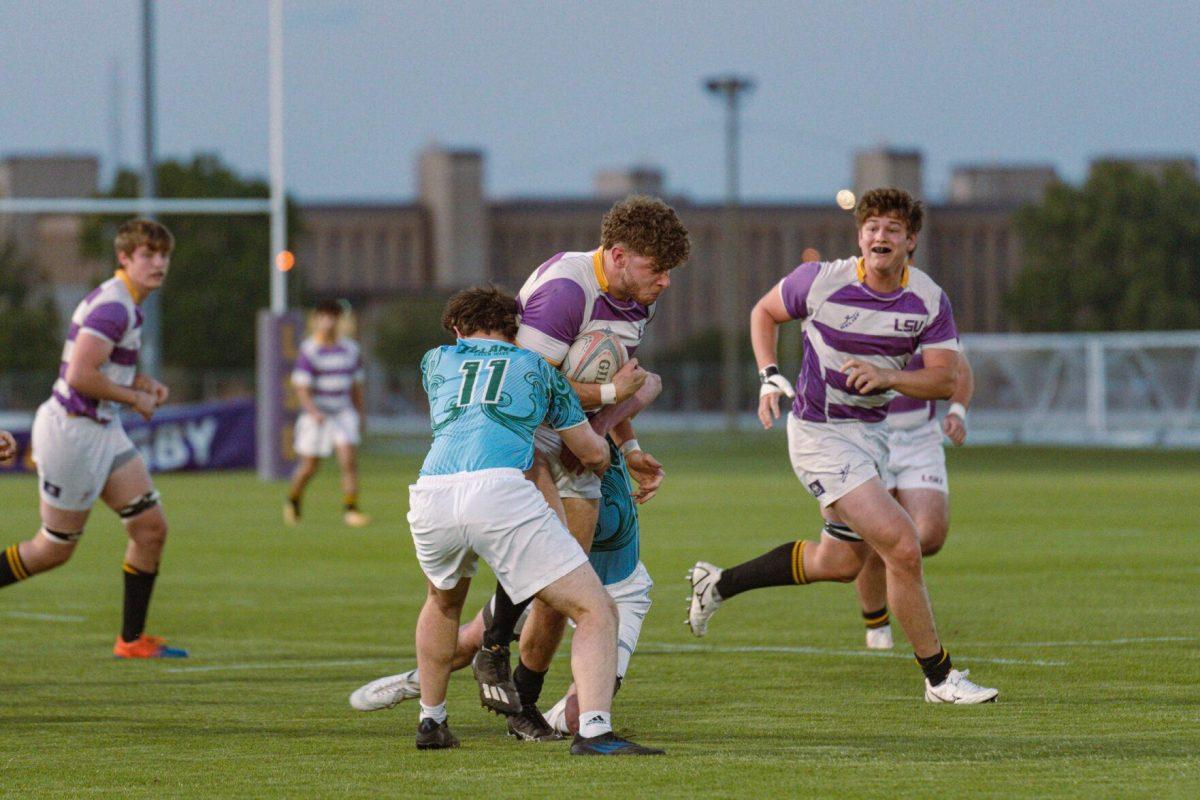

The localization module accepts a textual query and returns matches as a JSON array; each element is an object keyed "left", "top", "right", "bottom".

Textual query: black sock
[
  {"left": 121, "top": 562, "right": 158, "bottom": 643},
  {"left": 917, "top": 648, "right": 953, "bottom": 686},
  {"left": 482, "top": 583, "right": 532, "bottom": 650},
  {"left": 715, "top": 540, "right": 808, "bottom": 600},
  {"left": 862, "top": 606, "right": 890, "bottom": 629},
  {"left": 513, "top": 661, "right": 547, "bottom": 707},
  {"left": 0, "top": 544, "right": 31, "bottom": 588}
]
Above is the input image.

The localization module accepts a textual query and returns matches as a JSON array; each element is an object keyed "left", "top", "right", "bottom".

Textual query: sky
[{"left": 2, "top": 0, "right": 1197, "bottom": 203}]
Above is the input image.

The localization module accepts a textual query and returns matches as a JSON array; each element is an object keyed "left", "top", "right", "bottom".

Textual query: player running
[
  {"left": 857, "top": 350, "right": 974, "bottom": 649},
  {"left": 403, "top": 285, "right": 663, "bottom": 754},
  {"left": 468, "top": 195, "right": 689, "bottom": 722},
  {"left": 0, "top": 219, "right": 186, "bottom": 659},
  {"left": 687, "top": 189, "right": 997, "bottom": 704},
  {"left": 284, "top": 299, "right": 369, "bottom": 528},
  {"left": 350, "top": 379, "right": 661, "bottom": 740}
]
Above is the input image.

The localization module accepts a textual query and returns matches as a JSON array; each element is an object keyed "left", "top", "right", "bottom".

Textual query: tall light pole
[
  {"left": 140, "top": 0, "right": 161, "bottom": 379},
  {"left": 705, "top": 75, "right": 754, "bottom": 430}
]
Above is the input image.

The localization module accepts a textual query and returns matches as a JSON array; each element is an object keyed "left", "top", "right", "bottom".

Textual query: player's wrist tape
[
  {"left": 758, "top": 364, "right": 781, "bottom": 382},
  {"left": 758, "top": 365, "right": 796, "bottom": 399},
  {"left": 619, "top": 439, "right": 641, "bottom": 455},
  {"left": 600, "top": 383, "right": 617, "bottom": 405},
  {"left": 947, "top": 402, "right": 968, "bottom": 420}
]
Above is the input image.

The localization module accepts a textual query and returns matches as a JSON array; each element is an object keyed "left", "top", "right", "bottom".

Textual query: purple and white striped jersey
[
  {"left": 291, "top": 337, "right": 364, "bottom": 414},
  {"left": 886, "top": 352, "right": 938, "bottom": 431},
  {"left": 779, "top": 257, "right": 959, "bottom": 424},
  {"left": 516, "top": 249, "right": 652, "bottom": 367},
  {"left": 52, "top": 272, "right": 143, "bottom": 422}
]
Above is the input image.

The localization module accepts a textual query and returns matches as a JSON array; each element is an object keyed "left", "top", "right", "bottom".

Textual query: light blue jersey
[
  {"left": 419, "top": 338, "right": 586, "bottom": 476},
  {"left": 590, "top": 441, "right": 640, "bottom": 585}
]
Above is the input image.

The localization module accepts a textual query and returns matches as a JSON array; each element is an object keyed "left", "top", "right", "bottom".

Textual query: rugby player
[
  {"left": 404, "top": 286, "right": 662, "bottom": 754},
  {"left": 350, "top": 376, "right": 661, "bottom": 739},
  {"left": 469, "top": 196, "right": 689, "bottom": 723},
  {"left": 857, "top": 350, "right": 974, "bottom": 649},
  {"left": 284, "top": 299, "right": 369, "bottom": 527},
  {"left": 687, "top": 189, "right": 997, "bottom": 703},
  {"left": 0, "top": 219, "right": 186, "bottom": 659}
]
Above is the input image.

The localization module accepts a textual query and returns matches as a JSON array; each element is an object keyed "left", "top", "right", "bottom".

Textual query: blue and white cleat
[{"left": 570, "top": 731, "right": 664, "bottom": 756}]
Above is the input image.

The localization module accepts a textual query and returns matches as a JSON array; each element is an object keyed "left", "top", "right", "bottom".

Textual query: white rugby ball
[{"left": 561, "top": 330, "right": 627, "bottom": 388}]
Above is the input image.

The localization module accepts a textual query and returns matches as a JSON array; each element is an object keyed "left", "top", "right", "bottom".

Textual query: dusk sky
[{"left": 3, "top": 0, "right": 1197, "bottom": 203}]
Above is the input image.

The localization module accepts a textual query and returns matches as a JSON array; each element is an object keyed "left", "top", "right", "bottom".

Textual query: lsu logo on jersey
[{"left": 893, "top": 318, "right": 926, "bottom": 333}]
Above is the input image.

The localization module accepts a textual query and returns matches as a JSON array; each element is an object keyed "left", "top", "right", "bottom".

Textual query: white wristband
[
  {"left": 619, "top": 439, "right": 641, "bottom": 455},
  {"left": 947, "top": 402, "right": 968, "bottom": 420},
  {"left": 600, "top": 383, "right": 617, "bottom": 405}
]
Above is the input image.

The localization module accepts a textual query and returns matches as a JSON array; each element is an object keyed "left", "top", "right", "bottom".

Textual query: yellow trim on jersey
[
  {"left": 856, "top": 257, "right": 909, "bottom": 289},
  {"left": 115, "top": 269, "right": 144, "bottom": 305},
  {"left": 592, "top": 248, "right": 609, "bottom": 293}
]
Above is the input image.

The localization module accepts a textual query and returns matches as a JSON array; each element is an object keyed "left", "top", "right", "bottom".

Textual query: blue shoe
[
  {"left": 113, "top": 634, "right": 189, "bottom": 659},
  {"left": 570, "top": 731, "right": 664, "bottom": 756}
]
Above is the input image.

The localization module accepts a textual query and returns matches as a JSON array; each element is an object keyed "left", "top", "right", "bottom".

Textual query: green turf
[{"left": 1, "top": 437, "right": 1197, "bottom": 798}]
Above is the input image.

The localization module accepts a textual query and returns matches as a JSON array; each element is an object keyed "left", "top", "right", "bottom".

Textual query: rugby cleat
[
  {"left": 866, "top": 624, "right": 895, "bottom": 650},
  {"left": 507, "top": 703, "right": 562, "bottom": 742},
  {"left": 570, "top": 731, "right": 665, "bottom": 756},
  {"left": 471, "top": 644, "right": 522, "bottom": 715},
  {"left": 349, "top": 669, "right": 420, "bottom": 711},
  {"left": 686, "top": 561, "right": 724, "bottom": 637},
  {"left": 924, "top": 669, "right": 999, "bottom": 704},
  {"left": 283, "top": 499, "right": 300, "bottom": 526},
  {"left": 343, "top": 509, "right": 371, "bottom": 528},
  {"left": 415, "top": 717, "right": 460, "bottom": 750},
  {"left": 113, "top": 634, "right": 188, "bottom": 659}
]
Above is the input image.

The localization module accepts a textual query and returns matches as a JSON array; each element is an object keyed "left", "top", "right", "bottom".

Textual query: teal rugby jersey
[
  {"left": 589, "top": 441, "right": 640, "bottom": 585},
  {"left": 419, "top": 337, "right": 586, "bottom": 476}
]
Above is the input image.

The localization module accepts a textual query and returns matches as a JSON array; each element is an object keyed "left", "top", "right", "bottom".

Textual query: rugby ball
[{"left": 561, "top": 330, "right": 627, "bottom": 386}]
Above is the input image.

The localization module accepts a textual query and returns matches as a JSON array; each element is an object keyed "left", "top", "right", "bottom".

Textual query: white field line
[
  {"left": 957, "top": 636, "right": 1197, "bottom": 648},
  {"left": 163, "top": 657, "right": 399, "bottom": 674},
  {"left": 2, "top": 611, "right": 86, "bottom": 622},
  {"left": 640, "top": 642, "right": 1067, "bottom": 667}
]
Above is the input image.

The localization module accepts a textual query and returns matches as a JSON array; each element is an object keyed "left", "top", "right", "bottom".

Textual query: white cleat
[
  {"left": 349, "top": 669, "right": 420, "bottom": 711},
  {"left": 924, "top": 669, "right": 999, "bottom": 704},
  {"left": 686, "top": 561, "right": 724, "bottom": 637},
  {"left": 866, "top": 624, "right": 895, "bottom": 650}
]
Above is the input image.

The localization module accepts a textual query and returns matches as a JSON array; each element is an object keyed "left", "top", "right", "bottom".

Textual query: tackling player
[
  {"left": 0, "top": 219, "right": 186, "bottom": 659},
  {"left": 687, "top": 189, "right": 997, "bottom": 704},
  {"left": 404, "top": 285, "right": 662, "bottom": 754},
  {"left": 284, "top": 299, "right": 369, "bottom": 528},
  {"left": 469, "top": 196, "right": 689, "bottom": 722},
  {"left": 857, "top": 350, "right": 974, "bottom": 649},
  {"left": 350, "top": 376, "right": 662, "bottom": 740}
]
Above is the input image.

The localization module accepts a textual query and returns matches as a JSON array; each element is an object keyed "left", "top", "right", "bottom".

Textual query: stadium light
[{"left": 704, "top": 74, "right": 755, "bottom": 430}]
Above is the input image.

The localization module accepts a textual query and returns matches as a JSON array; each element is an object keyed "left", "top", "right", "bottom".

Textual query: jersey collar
[
  {"left": 856, "top": 257, "right": 909, "bottom": 289},
  {"left": 115, "top": 269, "right": 144, "bottom": 304},
  {"left": 592, "top": 248, "right": 610, "bottom": 292}
]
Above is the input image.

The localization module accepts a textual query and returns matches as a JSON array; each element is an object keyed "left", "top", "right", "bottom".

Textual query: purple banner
[{"left": 0, "top": 397, "right": 256, "bottom": 475}]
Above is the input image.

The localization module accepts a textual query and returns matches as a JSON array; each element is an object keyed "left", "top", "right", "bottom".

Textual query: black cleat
[
  {"left": 415, "top": 717, "right": 460, "bottom": 750},
  {"left": 570, "top": 731, "right": 665, "bottom": 756},
  {"left": 507, "top": 703, "right": 562, "bottom": 742},
  {"left": 471, "top": 645, "right": 522, "bottom": 716}
]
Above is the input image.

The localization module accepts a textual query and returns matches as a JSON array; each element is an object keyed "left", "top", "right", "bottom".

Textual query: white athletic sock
[
  {"left": 577, "top": 709, "right": 612, "bottom": 738},
  {"left": 419, "top": 701, "right": 447, "bottom": 724}
]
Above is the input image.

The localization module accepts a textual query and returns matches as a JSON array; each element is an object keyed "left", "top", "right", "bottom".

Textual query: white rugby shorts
[
  {"left": 407, "top": 468, "right": 589, "bottom": 604},
  {"left": 32, "top": 400, "right": 140, "bottom": 512},
  {"left": 294, "top": 408, "right": 360, "bottom": 458},
  {"left": 786, "top": 414, "right": 889, "bottom": 508},
  {"left": 508, "top": 560, "right": 652, "bottom": 680},
  {"left": 533, "top": 424, "right": 601, "bottom": 501},
  {"left": 885, "top": 419, "right": 949, "bottom": 493}
]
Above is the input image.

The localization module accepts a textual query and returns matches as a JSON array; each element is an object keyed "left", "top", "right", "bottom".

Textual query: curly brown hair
[
  {"left": 600, "top": 195, "right": 691, "bottom": 271},
  {"left": 441, "top": 285, "right": 519, "bottom": 339},
  {"left": 114, "top": 218, "right": 174, "bottom": 256},
  {"left": 854, "top": 188, "right": 924, "bottom": 235}
]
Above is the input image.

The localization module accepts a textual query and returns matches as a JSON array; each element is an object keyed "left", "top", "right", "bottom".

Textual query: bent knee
[
  {"left": 127, "top": 511, "right": 168, "bottom": 545},
  {"left": 921, "top": 532, "right": 947, "bottom": 557}
]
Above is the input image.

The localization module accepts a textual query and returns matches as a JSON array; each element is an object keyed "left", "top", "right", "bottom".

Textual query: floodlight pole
[
  {"left": 705, "top": 75, "right": 754, "bottom": 431},
  {"left": 269, "top": 0, "right": 287, "bottom": 313},
  {"left": 140, "top": 0, "right": 162, "bottom": 378}
]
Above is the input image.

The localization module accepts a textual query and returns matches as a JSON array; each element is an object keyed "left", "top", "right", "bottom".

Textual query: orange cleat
[{"left": 113, "top": 634, "right": 189, "bottom": 659}]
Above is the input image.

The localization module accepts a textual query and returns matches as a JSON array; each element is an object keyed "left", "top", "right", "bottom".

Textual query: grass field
[{"left": 1, "top": 435, "right": 1197, "bottom": 798}]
